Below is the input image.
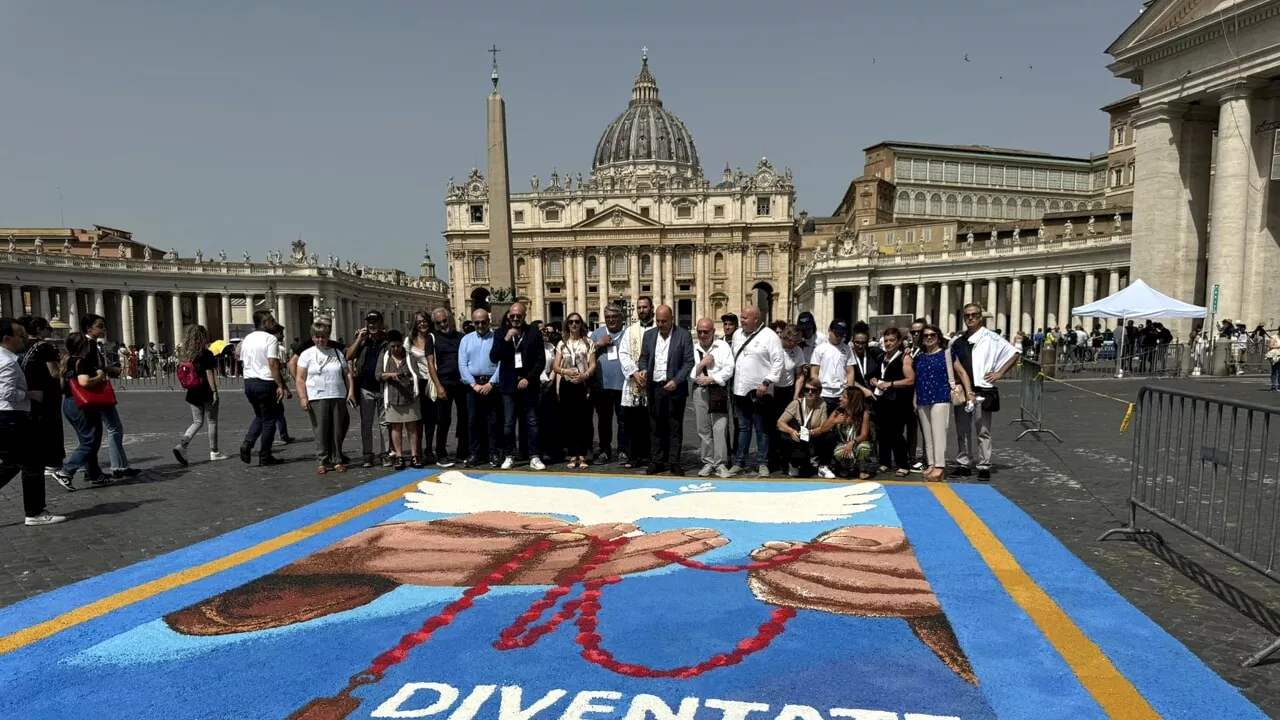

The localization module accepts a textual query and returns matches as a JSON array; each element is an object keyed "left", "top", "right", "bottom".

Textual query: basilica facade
[{"left": 444, "top": 53, "right": 798, "bottom": 328}]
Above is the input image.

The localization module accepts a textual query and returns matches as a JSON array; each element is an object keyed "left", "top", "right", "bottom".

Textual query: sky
[{"left": 0, "top": 0, "right": 1142, "bottom": 275}]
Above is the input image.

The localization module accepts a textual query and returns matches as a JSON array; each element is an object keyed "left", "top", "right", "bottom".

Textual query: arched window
[
  {"left": 945, "top": 194, "right": 958, "bottom": 216},
  {"left": 546, "top": 253, "right": 563, "bottom": 278},
  {"left": 641, "top": 254, "right": 652, "bottom": 276},
  {"left": 586, "top": 255, "right": 599, "bottom": 279},
  {"left": 611, "top": 253, "right": 627, "bottom": 276},
  {"left": 1049, "top": 200, "right": 1061, "bottom": 213},
  {"left": 755, "top": 251, "right": 770, "bottom": 274},
  {"left": 678, "top": 250, "right": 693, "bottom": 274},
  {"left": 1064, "top": 201, "right": 1075, "bottom": 212},
  {"left": 1091, "top": 201, "right": 1102, "bottom": 211},
  {"left": 976, "top": 197, "right": 988, "bottom": 217},
  {"left": 713, "top": 252, "right": 725, "bottom": 274},
  {"left": 1020, "top": 199, "right": 1033, "bottom": 220},
  {"left": 991, "top": 198, "right": 1003, "bottom": 218},
  {"left": 1034, "top": 200, "right": 1046, "bottom": 217},
  {"left": 897, "top": 191, "right": 910, "bottom": 214},
  {"left": 929, "top": 193, "right": 943, "bottom": 216},
  {"left": 516, "top": 257, "right": 527, "bottom": 279},
  {"left": 913, "top": 192, "right": 926, "bottom": 215},
  {"left": 473, "top": 256, "right": 488, "bottom": 279},
  {"left": 961, "top": 195, "right": 973, "bottom": 216}
]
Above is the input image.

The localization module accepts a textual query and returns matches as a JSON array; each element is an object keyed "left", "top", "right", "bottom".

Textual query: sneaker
[
  {"left": 698, "top": 463, "right": 715, "bottom": 477},
  {"left": 593, "top": 451, "right": 612, "bottom": 465},
  {"left": 259, "top": 457, "right": 284, "bottom": 467},
  {"left": 209, "top": 451, "right": 229, "bottom": 461},
  {"left": 25, "top": 514, "right": 67, "bottom": 526},
  {"left": 463, "top": 456, "right": 480, "bottom": 468},
  {"left": 668, "top": 464, "right": 684, "bottom": 477},
  {"left": 239, "top": 444, "right": 253, "bottom": 464},
  {"left": 977, "top": 468, "right": 991, "bottom": 480},
  {"left": 173, "top": 445, "right": 189, "bottom": 467},
  {"left": 817, "top": 465, "right": 836, "bottom": 479},
  {"left": 381, "top": 455, "right": 394, "bottom": 468},
  {"left": 437, "top": 457, "right": 456, "bottom": 468},
  {"left": 52, "top": 471, "right": 76, "bottom": 492},
  {"left": 758, "top": 466, "right": 771, "bottom": 478},
  {"left": 362, "top": 455, "right": 376, "bottom": 468},
  {"left": 949, "top": 466, "right": 972, "bottom": 478},
  {"left": 617, "top": 452, "right": 630, "bottom": 465},
  {"left": 112, "top": 468, "right": 141, "bottom": 479},
  {"left": 910, "top": 461, "right": 925, "bottom": 473},
  {"left": 500, "top": 456, "right": 515, "bottom": 470},
  {"left": 88, "top": 474, "right": 115, "bottom": 487},
  {"left": 788, "top": 467, "right": 801, "bottom": 478},
  {"left": 715, "top": 464, "right": 733, "bottom": 478},
  {"left": 725, "top": 465, "right": 744, "bottom": 476},
  {"left": 43, "top": 467, "right": 60, "bottom": 478},
  {"left": 529, "top": 457, "right": 546, "bottom": 471}
]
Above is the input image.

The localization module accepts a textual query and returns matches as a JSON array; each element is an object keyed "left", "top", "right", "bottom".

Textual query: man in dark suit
[
  {"left": 637, "top": 305, "right": 695, "bottom": 475},
  {"left": 489, "top": 303, "right": 547, "bottom": 470}
]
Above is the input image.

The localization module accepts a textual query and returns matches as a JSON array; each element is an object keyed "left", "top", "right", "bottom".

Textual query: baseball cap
[
  {"left": 721, "top": 313, "right": 739, "bottom": 324},
  {"left": 365, "top": 311, "right": 384, "bottom": 323},
  {"left": 829, "top": 319, "right": 849, "bottom": 338},
  {"left": 797, "top": 311, "right": 816, "bottom": 326}
]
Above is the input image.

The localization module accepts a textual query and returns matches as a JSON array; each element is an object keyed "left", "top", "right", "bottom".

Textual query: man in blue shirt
[
  {"left": 591, "top": 304, "right": 628, "bottom": 464},
  {"left": 458, "top": 308, "right": 501, "bottom": 467}
]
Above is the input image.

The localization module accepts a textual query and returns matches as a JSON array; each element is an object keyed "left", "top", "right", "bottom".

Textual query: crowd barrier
[
  {"left": 114, "top": 375, "right": 246, "bottom": 392},
  {"left": 1009, "top": 359, "right": 1061, "bottom": 442},
  {"left": 1099, "top": 385, "right": 1280, "bottom": 666}
]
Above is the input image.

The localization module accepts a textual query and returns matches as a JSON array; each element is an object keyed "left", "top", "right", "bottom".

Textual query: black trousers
[
  {"left": 777, "top": 432, "right": 837, "bottom": 476},
  {"left": 465, "top": 386, "right": 503, "bottom": 461},
  {"left": 416, "top": 379, "right": 437, "bottom": 458},
  {"left": 627, "top": 404, "right": 651, "bottom": 465},
  {"left": 435, "top": 382, "right": 469, "bottom": 460},
  {"left": 32, "top": 398, "right": 65, "bottom": 468},
  {"left": 539, "top": 382, "right": 564, "bottom": 463},
  {"left": 875, "top": 397, "right": 911, "bottom": 470},
  {"left": 560, "top": 381, "right": 592, "bottom": 456},
  {"left": 592, "top": 388, "right": 625, "bottom": 456},
  {"left": 647, "top": 386, "right": 687, "bottom": 467},
  {"left": 0, "top": 411, "right": 47, "bottom": 518}
]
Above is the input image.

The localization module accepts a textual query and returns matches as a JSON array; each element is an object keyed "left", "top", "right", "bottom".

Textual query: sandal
[
  {"left": 894, "top": 468, "right": 910, "bottom": 478},
  {"left": 858, "top": 472, "right": 872, "bottom": 480},
  {"left": 334, "top": 464, "right": 346, "bottom": 473},
  {"left": 316, "top": 465, "right": 327, "bottom": 475}
]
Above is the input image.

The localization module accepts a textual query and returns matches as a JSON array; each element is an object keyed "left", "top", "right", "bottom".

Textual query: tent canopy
[{"left": 1071, "top": 278, "right": 1207, "bottom": 320}]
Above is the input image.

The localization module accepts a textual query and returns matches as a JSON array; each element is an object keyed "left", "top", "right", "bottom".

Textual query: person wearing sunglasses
[
  {"left": 346, "top": 311, "right": 390, "bottom": 468},
  {"left": 429, "top": 308, "right": 468, "bottom": 467},
  {"left": 913, "top": 324, "right": 974, "bottom": 481},
  {"left": 490, "top": 303, "right": 546, "bottom": 471},
  {"left": 691, "top": 317, "right": 734, "bottom": 478},
  {"left": 458, "top": 309, "right": 501, "bottom": 467},
  {"left": 776, "top": 378, "right": 836, "bottom": 479},
  {"left": 949, "top": 303, "right": 1018, "bottom": 480},
  {"left": 553, "top": 313, "right": 595, "bottom": 469}
]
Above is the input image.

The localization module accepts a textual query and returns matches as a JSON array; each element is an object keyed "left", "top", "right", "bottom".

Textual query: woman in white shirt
[
  {"left": 295, "top": 322, "right": 355, "bottom": 474},
  {"left": 553, "top": 313, "right": 597, "bottom": 469}
]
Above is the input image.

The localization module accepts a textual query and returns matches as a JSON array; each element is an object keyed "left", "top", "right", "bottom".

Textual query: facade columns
[
  {"left": 695, "top": 250, "right": 707, "bottom": 320},
  {"left": 985, "top": 280, "right": 998, "bottom": 320},
  {"left": 531, "top": 253, "right": 545, "bottom": 321},
  {"left": 1010, "top": 277, "right": 1022, "bottom": 337},
  {"left": 67, "top": 289, "right": 80, "bottom": 332},
  {"left": 963, "top": 280, "right": 973, "bottom": 306},
  {"left": 1058, "top": 274, "right": 1072, "bottom": 331},
  {"left": 857, "top": 284, "right": 870, "bottom": 321},
  {"left": 196, "top": 293, "right": 208, "bottom": 329},
  {"left": 1206, "top": 85, "right": 1255, "bottom": 324},
  {"left": 9, "top": 286, "right": 23, "bottom": 317},
  {"left": 171, "top": 293, "right": 183, "bottom": 349},
  {"left": 575, "top": 251, "right": 588, "bottom": 315},
  {"left": 1033, "top": 275, "right": 1046, "bottom": 333},
  {"left": 145, "top": 292, "right": 160, "bottom": 346},
  {"left": 628, "top": 249, "right": 640, "bottom": 304},
  {"left": 564, "top": 252, "right": 576, "bottom": 313},
  {"left": 37, "top": 286, "right": 52, "bottom": 319},
  {"left": 119, "top": 292, "right": 133, "bottom": 348},
  {"left": 892, "top": 284, "right": 904, "bottom": 315},
  {"left": 92, "top": 289, "right": 105, "bottom": 318},
  {"left": 221, "top": 295, "right": 232, "bottom": 341},
  {"left": 914, "top": 283, "right": 926, "bottom": 321},
  {"left": 652, "top": 248, "right": 664, "bottom": 306},
  {"left": 819, "top": 279, "right": 835, "bottom": 330},
  {"left": 276, "top": 294, "right": 288, "bottom": 334},
  {"left": 1083, "top": 272, "right": 1097, "bottom": 308},
  {"left": 938, "top": 282, "right": 951, "bottom": 334}
]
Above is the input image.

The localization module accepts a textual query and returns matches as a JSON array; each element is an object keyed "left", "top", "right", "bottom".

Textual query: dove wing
[
  {"left": 403, "top": 471, "right": 602, "bottom": 522},
  {"left": 648, "top": 483, "right": 883, "bottom": 524}
]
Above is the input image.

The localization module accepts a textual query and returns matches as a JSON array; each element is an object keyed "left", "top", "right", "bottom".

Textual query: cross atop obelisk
[
  {"left": 485, "top": 44, "right": 515, "bottom": 315},
  {"left": 489, "top": 44, "right": 500, "bottom": 89}
]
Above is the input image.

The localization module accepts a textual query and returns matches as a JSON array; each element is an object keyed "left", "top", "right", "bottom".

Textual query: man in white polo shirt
[
  {"left": 237, "top": 309, "right": 289, "bottom": 466},
  {"left": 728, "top": 305, "right": 785, "bottom": 477}
]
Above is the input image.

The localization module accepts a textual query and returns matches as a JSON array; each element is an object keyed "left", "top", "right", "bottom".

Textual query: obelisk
[{"left": 486, "top": 45, "right": 515, "bottom": 318}]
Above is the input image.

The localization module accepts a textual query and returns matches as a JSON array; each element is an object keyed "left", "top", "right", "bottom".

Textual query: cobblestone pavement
[{"left": 3, "top": 377, "right": 1280, "bottom": 712}]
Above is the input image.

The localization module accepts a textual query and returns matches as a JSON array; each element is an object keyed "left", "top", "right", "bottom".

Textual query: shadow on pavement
[{"left": 66, "top": 499, "right": 163, "bottom": 520}]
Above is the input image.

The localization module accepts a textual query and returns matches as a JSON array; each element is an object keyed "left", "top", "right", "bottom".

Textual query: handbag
[
  {"left": 70, "top": 378, "right": 117, "bottom": 411},
  {"left": 944, "top": 348, "right": 966, "bottom": 406}
]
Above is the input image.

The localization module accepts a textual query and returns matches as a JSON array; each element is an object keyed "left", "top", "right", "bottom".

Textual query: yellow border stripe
[
  {"left": 929, "top": 484, "right": 1159, "bottom": 719},
  {"left": 0, "top": 479, "right": 424, "bottom": 657}
]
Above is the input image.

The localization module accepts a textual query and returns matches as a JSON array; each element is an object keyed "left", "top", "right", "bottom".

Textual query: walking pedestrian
[
  {"left": 379, "top": 330, "right": 422, "bottom": 470},
  {"left": 691, "top": 317, "right": 733, "bottom": 478},
  {"left": 554, "top": 312, "right": 595, "bottom": 469},
  {"left": 18, "top": 316, "right": 64, "bottom": 478},
  {"left": 80, "top": 314, "right": 140, "bottom": 480},
  {"left": 949, "top": 303, "right": 1019, "bottom": 480},
  {"left": 237, "top": 310, "right": 288, "bottom": 466},
  {"left": 0, "top": 318, "right": 67, "bottom": 525},
  {"left": 347, "top": 311, "right": 390, "bottom": 468},
  {"left": 492, "top": 302, "right": 545, "bottom": 471},
  {"left": 295, "top": 321, "right": 354, "bottom": 473},
  {"left": 173, "top": 324, "right": 228, "bottom": 466},
  {"left": 272, "top": 326, "right": 295, "bottom": 444},
  {"left": 54, "top": 333, "right": 113, "bottom": 489}
]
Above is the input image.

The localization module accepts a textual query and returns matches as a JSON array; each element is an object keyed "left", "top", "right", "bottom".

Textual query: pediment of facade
[
  {"left": 570, "top": 205, "right": 663, "bottom": 230},
  {"left": 1109, "top": 0, "right": 1259, "bottom": 56}
]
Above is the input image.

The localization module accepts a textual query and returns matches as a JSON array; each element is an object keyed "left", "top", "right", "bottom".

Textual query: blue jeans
[
  {"left": 243, "top": 379, "right": 282, "bottom": 455},
  {"left": 502, "top": 386, "right": 540, "bottom": 457},
  {"left": 733, "top": 392, "right": 771, "bottom": 468},
  {"left": 100, "top": 405, "right": 130, "bottom": 471},
  {"left": 1271, "top": 361, "right": 1280, "bottom": 390},
  {"left": 61, "top": 397, "right": 104, "bottom": 479}
]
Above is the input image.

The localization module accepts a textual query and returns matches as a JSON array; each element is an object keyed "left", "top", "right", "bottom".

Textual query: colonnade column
[
  {"left": 575, "top": 251, "right": 588, "bottom": 315},
  {"left": 1033, "top": 275, "right": 1046, "bottom": 333},
  {"left": 196, "top": 293, "right": 208, "bottom": 330},
  {"left": 1058, "top": 274, "right": 1072, "bottom": 331},
  {"left": 9, "top": 287, "right": 23, "bottom": 317},
  {"left": 67, "top": 289, "right": 80, "bottom": 333},
  {"left": 276, "top": 294, "right": 288, "bottom": 336},
  {"left": 221, "top": 295, "right": 232, "bottom": 341},
  {"left": 92, "top": 289, "right": 105, "bottom": 317},
  {"left": 37, "top": 287, "right": 52, "bottom": 319},
  {"left": 171, "top": 293, "right": 183, "bottom": 349},
  {"left": 938, "top": 282, "right": 951, "bottom": 334},
  {"left": 1205, "top": 84, "right": 1255, "bottom": 324},
  {"left": 856, "top": 284, "right": 870, "bottom": 321},
  {"left": 914, "top": 283, "right": 926, "bottom": 321},
  {"left": 1108, "top": 269, "right": 1121, "bottom": 329},
  {"left": 1083, "top": 272, "right": 1097, "bottom": 308},
  {"left": 1010, "top": 277, "right": 1022, "bottom": 337},
  {"left": 146, "top": 292, "right": 160, "bottom": 347},
  {"left": 652, "top": 248, "right": 664, "bottom": 306},
  {"left": 985, "top": 280, "right": 998, "bottom": 320},
  {"left": 963, "top": 280, "right": 974, "bottom": 306},
  {"left": 119, "top": 292, "right": 132, "bottom": 348},
  {"left": 892, "top": 285, "right": 904, "bottom": 315}
]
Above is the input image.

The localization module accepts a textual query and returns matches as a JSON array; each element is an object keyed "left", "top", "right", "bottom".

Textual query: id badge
[
  {"left": 514, "top": 354, "right": 524, "bottom": 370},
  {"left": 798, "top": 426, "right": 811, "bottom": 442},
  {"left": 607, "top": 346, "right": 619, "bottom": 360}
]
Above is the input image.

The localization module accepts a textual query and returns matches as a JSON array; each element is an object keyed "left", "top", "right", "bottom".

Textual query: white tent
[{"left": 1071, "top": 278, "right": 1206, "bottom": 320}]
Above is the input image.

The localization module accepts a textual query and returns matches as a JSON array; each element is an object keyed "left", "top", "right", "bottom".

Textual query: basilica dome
[{"left": 592, "top": 53, "right": 701, "bottom": 176}]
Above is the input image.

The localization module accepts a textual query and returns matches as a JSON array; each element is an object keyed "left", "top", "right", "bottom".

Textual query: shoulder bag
[
  {"left": 944, "top": 347, "right": 966, "bottom": 406},
  {"left": 696, "top": 345, "right": 729, "bottom": 413},
  {"left": 70, "top": 369, "right": 117, "bottom": 411}
]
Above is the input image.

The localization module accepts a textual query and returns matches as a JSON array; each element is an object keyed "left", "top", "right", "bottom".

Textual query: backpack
[{"left": 177, "top": 360, "right": 202, "bottom": 389}]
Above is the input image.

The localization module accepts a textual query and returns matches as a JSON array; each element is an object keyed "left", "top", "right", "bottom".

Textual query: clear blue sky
[{"left": 0, "top": 0, "right": 1140, "bottom": 274}]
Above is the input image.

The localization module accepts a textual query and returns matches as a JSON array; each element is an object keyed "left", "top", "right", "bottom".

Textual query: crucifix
[{"left": 489, "top": 44, "right": 500, "bottom": 89}]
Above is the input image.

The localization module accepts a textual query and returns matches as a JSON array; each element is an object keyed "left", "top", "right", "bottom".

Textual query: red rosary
[{"left": 290, "top": 535, "right": 823, "bottom": 720}]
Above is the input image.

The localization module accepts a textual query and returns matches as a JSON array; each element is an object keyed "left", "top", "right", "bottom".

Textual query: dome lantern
[{"left": 591, "top": 51, "right": 701, "bottom": 177}]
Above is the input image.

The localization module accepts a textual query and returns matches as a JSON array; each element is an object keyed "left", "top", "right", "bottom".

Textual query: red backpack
[{"left": 177, "top": 361, "right": 202, "bottom": 389}]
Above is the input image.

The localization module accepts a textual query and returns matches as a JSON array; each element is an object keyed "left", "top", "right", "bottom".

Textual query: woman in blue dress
[{"left": 912, "top": 324, "right": 973, "bottom": 481}]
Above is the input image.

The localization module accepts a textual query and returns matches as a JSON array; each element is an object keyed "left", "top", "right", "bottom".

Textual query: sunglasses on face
[
  {"left": 805, "top": 387, "right": 821, "bottom": 394},
  {"left": 923, "top": 332, "right": 938, "bottom": 338},
  {"left": 509, "top": 313, "right": 524, "bottom": 319},
  {"left": 475, "top": 319, "right": 490, "bottom": 325},
  {"left": 568, "top": 320, "right": 582, "bottom": 325},
  {"left": 963, "top": 313, "right": 982, "bottom": 319},
  {"left": 697, "top": 329, "right": 713, "bottom": 334}
]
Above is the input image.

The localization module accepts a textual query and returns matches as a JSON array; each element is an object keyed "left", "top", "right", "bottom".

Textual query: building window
[
  {"left": 960, "top": 163, "right": 974, "bottom": 183},
  {"left": 639, "top": 206, "right": 650, "bottom": 218},
  {"left": 928, "top": 161, "right": 943, "bottom": 182},
  {"left": 991, "top": 198, "right": 1003, "bottom": 218},
  {"left": 1020, "top": 199, "right": 1033, "bottom": 220},
  {"left": 1113, "top": 126, "right": 1125, "bottom": 147},
  {"left": 1049, "top": 200, "right": 1061, "bottom": 213},
  {"left": 679, "top": 283, "right": 691, "bottom": 292},
  {"left": 545, "top": 208, "right": 561, "bottom": 222},
  {"left": 895, "top": 157, "right": 912, "bottom": 180},
  {"left": 1033, "top": 169, "right": 1047, "bottom": 188},
  {"left": 641, "top": 254, "right": 652, "bottom": 276},
  {"left": 897, "top": 191, "right": 910, "bottom": 214},
  {"left": 1111, "top": 168, "right": 1123, "bottom": 187},
  {"left": 469, "top": 205, "right": 484, "bottom": 223},
  {"left": 961, "top": 195, "right": 973, "bottom": 216},
  {"left": 1035, "top": 199, "right": 1046, "bottom": 216},
  {"left": 755, "top": 251, "right": 769, "bottom": 273},
  {"left": 678, "top": 251, "right": 693, "bottom": 274},
  {"left": 989, "top": 166, "right": 1003, "bottom": 186},
  {"left": 713, "top": 252, "right": 725, "bottom": 274},
  {"left": 513, "top": 210, "right": 525, "bottom": 223},
  {"left": 911, "top": 192, "right": 925, "bottom": 214},
  {"left": 976, "top": 164, "right": 990, "bottom": 185},
  {"left": 1127, "top": 163, "right": 1135, "bottom": 185},
  {"left": 587, "top": 256, "right": 599, "bottom": 279},
  {"left": 516, "top": 257, "right": 527, "bottom": 279},
  {"left": 713, "top": 204, "right": 725, "bottom": 218},
  {"left": 944, "top": 162, "right": 959, "bottom": 183},
  {"left": 676, "top": 205, "right": 692, "bottom": 219},
  {"left": 549, "top": 254, "right": 565, "bottom": 278},
  {"left": 473, "top": 256, "right": 487, "bottom": 279},
  {"left": 1048, "top": 170, "right": 1062, "bottom": 190},
  {"left": 611, "top": 254, "right": 627, "bottom": 276},
  {"left": 756, "top": 197, "right": 771, "bottom": 216},
  {"left": 976, "top": 197, "right": 988, "bottom": 217},
  {"left": 585, "top": 208, "right": 596, "bottom": 219},
  {"left": 906, "top": 230, "right": 915, "bottom": 244},
  {"left": 1077, "top": 172, "right": 1091, "bottom": 191},
  {"left": 945, "top": 194, "right": 958, "bottom": 216},
  {"left": 923, "top": 228, "right": 932, "bottom": 242},
  {"left": 1019, "top": 168, "right": 1033, "bottom": 188},
  {"left": 928, "top": 193, "right": 942, "bottom": 216},
  {"left": 1064, "top": 201, "right": 1075, "bottom": 212}
]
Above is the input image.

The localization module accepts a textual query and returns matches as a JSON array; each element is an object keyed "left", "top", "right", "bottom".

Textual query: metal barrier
[
  {"left": 1009, "top": 359, "right": 1061, "bottom": 442},
  {"left": 114, "top": 375, "right": 245, "bottom": 392},
  {"left": 1099, "top": 385, "right": 1280, "bottom": 666}
]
